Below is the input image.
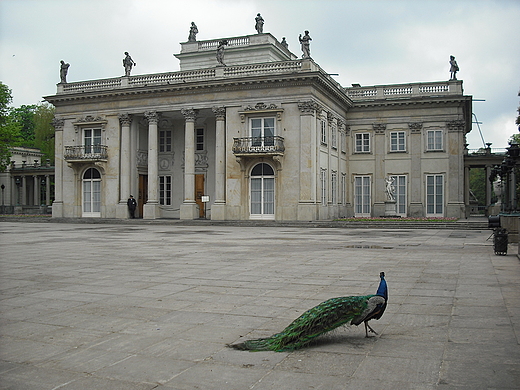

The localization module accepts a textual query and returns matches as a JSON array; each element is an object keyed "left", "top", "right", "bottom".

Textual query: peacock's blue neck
[{"left": 375, "top": 276, "right": 388, "bottom": 300}]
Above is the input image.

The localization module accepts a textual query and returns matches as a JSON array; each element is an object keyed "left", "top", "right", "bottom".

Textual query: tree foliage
[{"left": 0, "top": 82, "right": 56, "bottom": 171}]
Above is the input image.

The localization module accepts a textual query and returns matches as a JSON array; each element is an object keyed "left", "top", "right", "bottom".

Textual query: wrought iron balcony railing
[
  {"left": 64, "top": 145, "right": 108, "bottom": 161},
  {"left": 232, "top": 136, "right": 285, "bottom": 156}
]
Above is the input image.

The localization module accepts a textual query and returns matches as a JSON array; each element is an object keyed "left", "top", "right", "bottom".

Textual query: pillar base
[
  {"left": 116, "top": 203, "right": 129, "bottom": 219},
  {"left": 297, "top": 202, "right": 317, "bottom": 221},
  {"left": 51, "top": 201, "right": 63, "bottom": 218},
  {"left": 211, "top": 202, "right": 226, "bottom": 220},
  {"left": 180, "top": 202, "right": 199, "bottom": 220},
  {"left": 143, "top": 202, "right": 159, "bottom": 219}
]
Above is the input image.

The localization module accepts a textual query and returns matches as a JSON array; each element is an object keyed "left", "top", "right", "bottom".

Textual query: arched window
[
  {"left": 83, "top": 168, "right": 101, "bottom": 217},
  {"left": 250, "top": 163, "right": 274, "bottom": 219}
]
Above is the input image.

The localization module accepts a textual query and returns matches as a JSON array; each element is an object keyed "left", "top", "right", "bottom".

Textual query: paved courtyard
[{"left": 0, "top": 221, "right": 519, "bottom": 389}]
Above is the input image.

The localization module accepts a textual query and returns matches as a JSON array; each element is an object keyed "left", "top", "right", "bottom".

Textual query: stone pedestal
[
  {"left": 180, "top": 202, "right": 199, "bottom": 220},
  {"left": 211, "top": 203, "right": 226, "bottom": 220},
  {"left": 116, "top": 203, "right": 129, "bottom": 219},
  {"left": 385, "top": 200, "right": 397, "bottom": 216},
  {"left": 143, "top": 202, "right": 159, "bottom": 220}
]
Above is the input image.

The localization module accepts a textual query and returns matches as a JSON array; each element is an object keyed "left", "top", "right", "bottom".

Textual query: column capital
[
  {"left": 297, "top": 100, "right": 320, "bottom": 116},
  {"left": 118, "top": 113, "right": 133, "bottom": 126},
  {"left": 373, "top": 123, "right": 386, "bottom": 134},
  {"left": 144, "top": 111, "right": 161, "bottom": 124},
  {"left": 212, "top": 106, "right": 226, "bottom": 120},
  {"left": 181, "top": 108, "right": 198, "bottom": 122},
  {"left": 51, "top": 117, "right": 64, "bottom": 131},
  {"left": 408, "top": 122, "right": 423, "bottom": 133}
]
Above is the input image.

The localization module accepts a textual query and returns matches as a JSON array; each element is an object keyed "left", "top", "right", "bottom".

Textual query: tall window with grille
[
  {"left": 331, "top": 171, "right": 337, "bottom": 204},
  {"left": 426, "top": 130, "right": 443, "bottom": 151},
  {"left": 320, "top": 168, "right": 327, "bottom": 205},
  {"left": 390, "top": 175, "right": 407, "bottom": 215},
  {"left": 159, "top": 130, "right": 172, "bottom": 152},
  {"left": 331, "top": 126, "right": 337, "bottom": 149},
  {"left": 354, "top": 176, "right": 371, "bottom": 216},
  {"left": 320, "top": 120, "right": 327, "bottom": 145},
  {"left": 426, "top": 174, "right": 444, "bottom": 215},
  {"left": 159, "top": 175, "right": 172, "bottom": 205},
  {"left": 390, "top": 131, "right": 406, "bottom": 152},
  {"left": 341, "top": 173, "right": 347, "bottom": 205},
  {"left": 355, "top": 133, "right": 370, "bottom": 153},
  {"left": 196, "top": 128, "right": 204, "bottom": 151}
]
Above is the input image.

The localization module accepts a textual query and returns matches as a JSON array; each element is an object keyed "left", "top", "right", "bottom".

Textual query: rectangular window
[
  {"left": 341, "top": 173, "right": 347, "bottom": 205},
  {"left": 341, "top": 131, "right": 347, "bottom": 153},
  {"left": 355, "top": 133, "right": 370, "bottom": 153},
  {"left": 354, "top": 176, "right": 371, "bottom": 216},
  {"left": 426, "top": 174, "right": 444, "bottom": 215},
  {"left": 196, "top": 128, "right": 204, "bottom": 151},
  {"left": 251, "top": 117, "right": 275, "bottom": 147},
  {"left": 159, "top": 130, "right": 172, "bottom": 152},
  {"left": 159, "top": 175, "right": 172, "bottom": 205},
  {"left": 427, "top": 130, "right": 443, "bottom": 151},
  {"left": 331, "top": 126, "right": 337, "bottom": 149},
  {"left": 320, "top": 169, "right": 327, "bottom": 205},
  {"left": 320, "top": 120, "right": 327, "bottom": 145},
  {"left": 83, "top": 128, "right": 101, "bottom": 154},
  {"left": 331, "top": 171, "right": 337, "bottom": 203},
  {"left": 390, "top": 131, "right": 406, "bottom": 152},
  {"left": 390, "top": 175, "right": 407, "bottom": 215}
]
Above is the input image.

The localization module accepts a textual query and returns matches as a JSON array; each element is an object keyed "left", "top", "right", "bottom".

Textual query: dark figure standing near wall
[{"left": 127, "top": 195, "right": 137, "bottom": 218}]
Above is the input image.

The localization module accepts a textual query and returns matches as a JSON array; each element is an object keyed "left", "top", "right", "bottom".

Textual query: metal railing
[
  {"left": 232, "top": 136, "right": 285, "bottom": 155},
  {"left": 64, "top": 145, "right": 108, "bottom": 161}
]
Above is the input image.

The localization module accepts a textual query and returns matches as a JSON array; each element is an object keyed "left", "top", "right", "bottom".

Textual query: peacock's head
[{"left": 380, "top": 272, "right": 385, "bottom": 279}]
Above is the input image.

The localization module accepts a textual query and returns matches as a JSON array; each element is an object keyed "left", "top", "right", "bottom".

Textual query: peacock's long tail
[{"left": 229, "top": 295, "right": 374, "bottom": 352}]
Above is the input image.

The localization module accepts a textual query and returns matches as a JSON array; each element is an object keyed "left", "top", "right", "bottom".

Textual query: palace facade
[{"left": 45, "top": 33, "right": 472, "bottom": 220}]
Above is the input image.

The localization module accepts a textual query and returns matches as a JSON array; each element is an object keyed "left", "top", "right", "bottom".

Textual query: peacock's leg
[{"left": 364, "top": 321, "right": 378, "bottom": 337}]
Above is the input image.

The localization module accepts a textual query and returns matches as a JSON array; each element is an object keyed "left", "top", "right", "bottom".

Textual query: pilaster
[
  {"left": 212, "top": 106, "right": 227, "bottom": 220},
  {"left": 143, "top": 111, "right": 160, "bottom": 219},
  {"left": 180, "top": 108, "right": 199, "bottom": 219}
]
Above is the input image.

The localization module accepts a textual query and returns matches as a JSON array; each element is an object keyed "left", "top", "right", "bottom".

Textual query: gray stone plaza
[{"left": 1, "top": 221, "right": 519, "bottom": 389}]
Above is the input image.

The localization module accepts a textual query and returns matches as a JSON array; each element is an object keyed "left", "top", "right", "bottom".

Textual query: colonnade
[{"left": 118, "top": 107, "right": 227, "bottom": 220}]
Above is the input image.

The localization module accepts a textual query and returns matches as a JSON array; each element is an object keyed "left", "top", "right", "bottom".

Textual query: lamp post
[{"left": 1, "top": 184, "right": 4, "bottom": 214}]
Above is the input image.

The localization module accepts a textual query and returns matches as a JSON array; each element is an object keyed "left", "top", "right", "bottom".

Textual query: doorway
[
  {"left": 138, "top": 174, "right": 147, "bottom": 218},
  {"left": 195, "top": 174, "right": 205, "bottom": 218}
]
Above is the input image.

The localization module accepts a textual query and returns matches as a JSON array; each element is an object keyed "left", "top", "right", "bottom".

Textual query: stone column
[
  {"left": 116, "top": 113, "right": 132, "bottom": 218},
  {"left": 45, "top": 174, "right": 50, "bottom": 206},
  {"left": 33, "top": 175, "right": 39, "bottom": 206},
  {"left": 297, "top": 101, "right": 318, "bottom": 221},
  {"left": 143, "top": 111, "right": 160, "bottom": 219},
  {"left": 212, "top": 106, "right": 226, "bottom": 220},
  {"left": 180, "top": 108, "right": 199, "bottom": 219},
  {"left": 408, "top": 122, "right": 423, "bottom": 216},
  {"left": 373, "top": 123, "right": 386, "bottom": 217},
  {"left": 51, "top": 118, "right": 64, "bottom": 217}
]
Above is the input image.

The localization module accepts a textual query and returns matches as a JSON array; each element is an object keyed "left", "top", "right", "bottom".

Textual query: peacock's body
[{"left": 229, "top": 272, "right": 387, "bottom": 352}]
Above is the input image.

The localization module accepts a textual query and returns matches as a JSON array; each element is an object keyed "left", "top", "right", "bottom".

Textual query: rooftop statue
[
  {"left": 449, "top": 55, "right": 459, "bottom": 80},
  {"left": 188, "top": 22, "right": 198, "bottom": 42},
  {"left": 59, "top": 60, "right": 70, "bottom": 83},
  {"left": 299, "top": 30, "right": 312, "bottom": 59},
  {"left": 281, "top": 37, "right": 288, "bottom": 49},
  {"left": 216, "top": 39, "right": 228, "bottom": 66},
  {"left": 255, "top": 13, "right": 264, "bottom": 34},
  {"left": 123, "top": 52, "right": 136, "bottom": 76}
]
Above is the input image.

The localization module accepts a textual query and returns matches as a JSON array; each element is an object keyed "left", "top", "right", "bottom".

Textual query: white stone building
[{"left": 45, "top": 33, "right": 472, "bottom": 220}]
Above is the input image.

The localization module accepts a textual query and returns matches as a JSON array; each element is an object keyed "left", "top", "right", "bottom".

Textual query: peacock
[{"left": 229, "top": 272, "right": 387, "bottom": 352}]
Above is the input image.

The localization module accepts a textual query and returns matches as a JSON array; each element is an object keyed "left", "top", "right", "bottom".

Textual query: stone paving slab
[{"left": 0, "top": 222, "right": 519, "bottom": 389}]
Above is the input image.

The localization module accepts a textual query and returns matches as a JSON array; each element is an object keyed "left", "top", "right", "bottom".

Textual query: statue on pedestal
[
  {"left": 59, "top": 60, "right": 70, "bottom": 83},
  {"left": 188, "top": 22, "right": 198, "bottom": 42},
  {"left": 255, "top": 13, "right": 264, "bottom": 34},
  {"left": 123, "top": 52, "right": 136, "bottom": 76},
  {"left": 299, "top": 31, "right": 312, "bottom": 59},
  {"left": 449, "top": 55, "right": 459, "bottom": 80},
  {"left": 385, "top": 176, "right": 396, "bottom": 202}
]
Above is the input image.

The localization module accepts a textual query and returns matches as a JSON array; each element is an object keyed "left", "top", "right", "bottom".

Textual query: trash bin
[{"left": 493, "top": 228, "right": 508, "bottom": 255}]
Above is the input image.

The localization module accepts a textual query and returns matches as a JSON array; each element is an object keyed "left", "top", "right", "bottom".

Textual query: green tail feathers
[{"left": 229, "top": 295, "right": 374, "bottom": 352}]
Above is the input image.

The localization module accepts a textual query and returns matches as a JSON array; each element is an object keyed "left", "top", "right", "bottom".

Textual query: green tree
[
  {"left": 0, "top": 82, "right": 21, "bottom": 172},
  {"left": 33, "top": 103, "right": 55, "bottom": 162},
  {"left": 469, "top": 168, "right": 487, "bottom": 207},
  {"left": 9, "top": 104, "right": 37, "bottom": 147}
]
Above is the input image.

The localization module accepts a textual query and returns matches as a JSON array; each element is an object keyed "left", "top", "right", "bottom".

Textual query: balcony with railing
[
  {"left": 232, "top": 136, "right": 285, "bottom": 156},
  {"left": 64, "top": 145, "right": 108, "bottom": 162},
  {"left": 345, "top": 80, "right": 464, "bottom": 100}
]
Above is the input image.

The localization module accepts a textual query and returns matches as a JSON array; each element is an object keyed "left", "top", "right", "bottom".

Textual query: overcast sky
[{"left": 0, "top": 0, "right": 518, "bottom": 149}]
